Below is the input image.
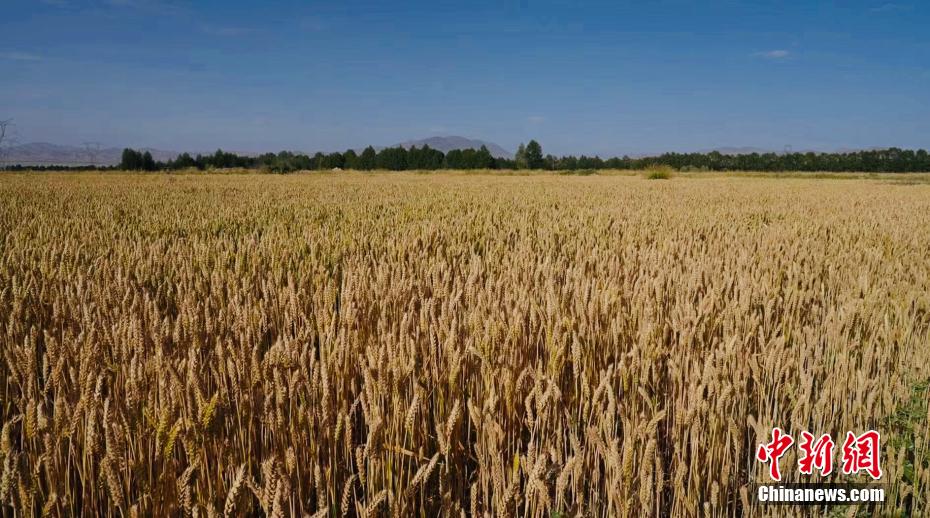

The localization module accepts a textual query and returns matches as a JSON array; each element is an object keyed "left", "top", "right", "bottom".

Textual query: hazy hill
[
  {"left": 3, "top": 137, "right": 514, "bottom": 166},
  {"left": 1, "top": 143, "right": 179, "bottom": 167}
]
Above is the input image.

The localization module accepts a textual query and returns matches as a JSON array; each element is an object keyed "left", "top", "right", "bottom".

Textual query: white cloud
[
  {"left": 527, "top": 115, "right": 546, "bottom": 124},
  {"left": 0, "top": 52, "right": 42, "bottom": 62},
  {"left": 869, "top": 3, "right": 911, "bottom": 13},
  {"left": 755, "top": 50, "right": 790, "bottom": 60}
]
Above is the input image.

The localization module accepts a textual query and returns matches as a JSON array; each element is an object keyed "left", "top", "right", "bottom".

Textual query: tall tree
[
  {"left": 376, "top": 147, "right": 408, "bottom": 171},
  {"left": 444, "top": 149, "right": 464, "bottom": 169},
  {"left": 525, "top": 140, "right": 544, "bottom": 169},
  {"left": 320, "top": 152, "right": 346, "bottom": 170},
  {"left": 514, "top": 143, "right": 527, "bottom": 169},
  {"left": 142, "top": 151, "right": 157, "bottom": 171},
  {"left": 408, "top": 145, "right": 445, "bottom": 169},
  {"left": 173, "top": 152, "right": 196, "bottom": 169},
  {"left": 343, "top": 149, "right": 359, "bottom": 169},
  {"left": 120, "top": 148, "right": 143, "bottom": 170},
  {"left": 357, "top": 146, "right": 377, "bottom": 170},
  {"left": 476, "top": 145, "right": 496, "bottom": 169},
  {"left": 312, "top": 152, "right": 325, "bottom": 170}
]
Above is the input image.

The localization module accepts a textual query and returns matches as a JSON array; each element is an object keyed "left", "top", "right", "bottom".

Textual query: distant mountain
[
  {"left": 4, "top": 137, "right": 514, "bottom": 166},
  {"left": 1, "top": 143, "right": 180, "bottom": 166},
  {"left": 395, "top": 136, "right": 512, "bottom": 159}
]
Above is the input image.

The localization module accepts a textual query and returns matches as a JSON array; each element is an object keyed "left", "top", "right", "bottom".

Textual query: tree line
[
  {"left": 4, "top": 140, "right": 930, "bottom": 173},
  {"left": 118, "top": 141, "right": 930, "bottom": 173},
  {"left": 117, "top": 144, "right": 504, "bottom": 173}
]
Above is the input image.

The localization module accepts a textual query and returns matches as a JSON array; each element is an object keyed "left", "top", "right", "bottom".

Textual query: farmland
[{"left": 0, "top": 171, "right": 928, "bottom": 516}]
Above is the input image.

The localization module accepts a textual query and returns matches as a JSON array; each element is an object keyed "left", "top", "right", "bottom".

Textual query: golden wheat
[{"left": 0, "top": 171, "right": 928, "bottom": 516}]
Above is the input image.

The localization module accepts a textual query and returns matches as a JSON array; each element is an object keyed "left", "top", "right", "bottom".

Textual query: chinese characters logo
[{"left": 756, "top": 428, "right": 882, "bottom": 481}]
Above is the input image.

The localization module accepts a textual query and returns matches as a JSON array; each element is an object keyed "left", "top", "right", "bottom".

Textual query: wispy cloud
[
  {"left": 755, "top": 50, "right": 790, "bottom": 60},
  {"left": 0, "top": 51, "right": 42, "bottom": 62},
  {"left": 869, "top": 3, "right": 911, "bottom": 13},
  {"left": 527, "top": 115, "right": 546, "bottom": 124}
]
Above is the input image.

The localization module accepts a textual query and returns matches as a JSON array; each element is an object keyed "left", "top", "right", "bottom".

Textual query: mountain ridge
[
  {"left": 0, "top": 143, "right": 179, "bottom": 166},
  {"left": 1, "top": 137, "right": 515, "bottom": 166}
]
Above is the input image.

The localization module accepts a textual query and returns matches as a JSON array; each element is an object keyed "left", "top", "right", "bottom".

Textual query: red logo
[
  {"left": 797, "top": 431, "right": 835, "bottom": 476},
  {"left": 756, "top": 428, "right": 882, "bottom": 481},
  {"left": 841, "top": 430, "right": 883, "bottom": 480},
  {"left": 756, "top": 427, "right": 794, "bottom": 481}
]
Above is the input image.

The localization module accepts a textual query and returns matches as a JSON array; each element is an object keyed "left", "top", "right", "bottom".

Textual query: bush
[{"left": 645, "top": 165, "right": 674, "bottom": 179}]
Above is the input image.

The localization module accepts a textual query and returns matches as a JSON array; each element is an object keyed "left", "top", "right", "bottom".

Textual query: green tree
[
  {"left": 407, "top": 145, "right": 445, "bottom": 170},
  {"left": 525, "top": 140, "right": 544, "bottom": 169},
  {"left": 172, "top": 152, "right": 196, "bottom": 169},
  {"left": 514, "top": 143, "right": 527, "bottom": 169},
  {"left": 142, "top": 151, "right": 157, "bottom": 171},
  {"left": 343, "top": 149, "right": 358, "bottom": 169},
  {"left": 320, "top": 152, "right": 345, "bottom": 170},
  {"left": 444, "top": 149, "right": 464, "bottom": 169},
  {"left": 476, "top": 145, "right": 496, "bottom": 169},
  {"left": 120, "top": 148, "right": 143, "bottom": 170},
  {"left": 376, "top": 147, "right": 408, "bottom": 171},
  {"left": 311, "top": 152, "right": 325, "bottom": 170},
  {"left": 357, "top": 146, "right": 377, "bottom": 170}
]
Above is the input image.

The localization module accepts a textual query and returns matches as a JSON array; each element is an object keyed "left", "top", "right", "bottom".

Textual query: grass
[{"left": 883, "top": 379, "right": 930, "bottom": 512}]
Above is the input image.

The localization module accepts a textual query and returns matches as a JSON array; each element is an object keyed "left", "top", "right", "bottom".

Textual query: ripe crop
[{"left": 0, "top": 172, "right": 928, "bottom": 516}]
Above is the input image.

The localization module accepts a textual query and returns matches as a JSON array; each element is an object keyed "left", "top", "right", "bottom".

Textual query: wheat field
[{"left": 0, "top": 172, "right": 928, "bottom": 517}]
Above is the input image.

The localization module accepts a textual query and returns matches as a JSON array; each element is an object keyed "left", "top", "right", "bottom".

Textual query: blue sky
[{"left": 2, "top": 0, "right": 929, "bottom": 156}]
